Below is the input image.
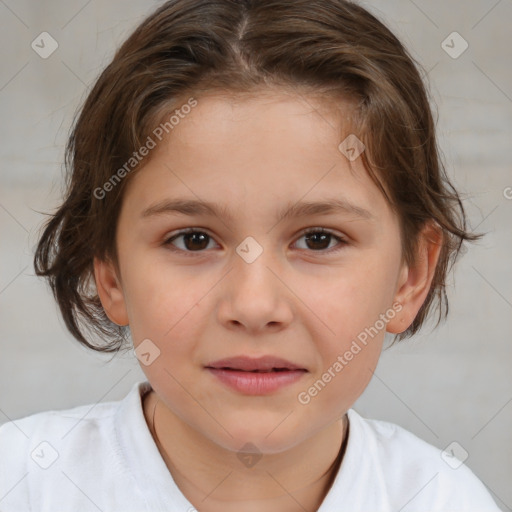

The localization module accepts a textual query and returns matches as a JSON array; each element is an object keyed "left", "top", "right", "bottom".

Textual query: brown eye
[
  {"left": 163, "top": 227, "right": 347, "bottom": 256},
  {"left": 304, "top": 231, "right": 331, "bottom": 250},
  {"left": 294, "top": 229, "right": 347, "bottom": 253},
  {"left": 164, "top": 229, "right": 216, "bottom": 252}
]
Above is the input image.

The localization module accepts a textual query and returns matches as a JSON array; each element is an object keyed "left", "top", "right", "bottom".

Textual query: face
[{"left": 95, "top": 89, "right": 431, "bottom": 454}]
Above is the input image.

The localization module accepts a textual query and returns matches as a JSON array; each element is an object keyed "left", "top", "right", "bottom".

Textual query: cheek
[
  {"left": 298, "top": 345, "right": 381, "bottom": 420},
  {"left": 121, "top": 254, "right": 202, "bottom": 343},
  {"left": 295, "top": 251, "right": 398, "bottom": 402},
  {"left": 305, "top": 262, "right": 396, "bottom": 345}
]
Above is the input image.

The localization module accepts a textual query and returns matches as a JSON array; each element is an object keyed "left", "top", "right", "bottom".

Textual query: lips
[
  {"left": 205, "top": 356, "right": 308, "bottom": 395},
  {"left": 205, "top": 355, "right": 307, "bottom": 373}
]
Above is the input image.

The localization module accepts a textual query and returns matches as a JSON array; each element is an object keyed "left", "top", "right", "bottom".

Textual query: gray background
[{"left": 0, "top": 0, "right": 511, "bottom": 508}]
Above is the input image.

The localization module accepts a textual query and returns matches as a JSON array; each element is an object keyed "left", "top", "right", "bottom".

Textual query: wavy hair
[{"left": 34, "top": 0, "right": 480, "bottom": 352}]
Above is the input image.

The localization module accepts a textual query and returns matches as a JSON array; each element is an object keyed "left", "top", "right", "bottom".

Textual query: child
[{"left": 0, "top": 0, "right": 502, "bottom": 510}]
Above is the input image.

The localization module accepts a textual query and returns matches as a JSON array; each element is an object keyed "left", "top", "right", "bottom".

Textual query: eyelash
[{"left": 163, "top": 227, "right": 348, "bottom": 256}]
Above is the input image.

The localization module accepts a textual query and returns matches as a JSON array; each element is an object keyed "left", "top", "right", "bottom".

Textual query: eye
[
  {"left": 163, "top": 227, "right": 347, "bottom": 255},
  {"left": 163, "top": 228, "right": 217, "bottom": 253},
  {"left": 294, "top": 228, "right": 347, "bottom": 253}
]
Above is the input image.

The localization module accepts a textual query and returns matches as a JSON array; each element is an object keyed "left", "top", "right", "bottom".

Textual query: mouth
[
  {"left": 205, "top": 355, "right": 308, "bottom": 373},
  {"left": 209, "top": 368, "right": 298, "bottom": 373},
  {"left": 204, "top": 356, "right": 308, "bottom": 395}
]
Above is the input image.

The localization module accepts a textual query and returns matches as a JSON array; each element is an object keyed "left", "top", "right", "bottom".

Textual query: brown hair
[{"left": 34, "top": 0, "right": 481, "bottom": 353}]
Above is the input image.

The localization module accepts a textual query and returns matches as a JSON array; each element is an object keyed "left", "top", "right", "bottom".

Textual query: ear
[
  {"left": 93, "top": 256, "right": 129, "bottom": 326},
  {"left": 386, "top": 221, "right": 443, "bottom": 334}
]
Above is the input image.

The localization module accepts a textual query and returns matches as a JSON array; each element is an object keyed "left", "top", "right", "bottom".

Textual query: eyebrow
[{"left": 141, "top": 197, "right": 375, "bottom": 222}]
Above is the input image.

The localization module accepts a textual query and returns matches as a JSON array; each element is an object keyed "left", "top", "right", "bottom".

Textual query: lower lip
[{"left": 206, "top": 368, "right": 307, "bottom": 395}]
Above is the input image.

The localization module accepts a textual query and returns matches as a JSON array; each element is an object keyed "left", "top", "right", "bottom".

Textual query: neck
[{"left": 143, "top": 390, "right": 348, "bottom": 512}]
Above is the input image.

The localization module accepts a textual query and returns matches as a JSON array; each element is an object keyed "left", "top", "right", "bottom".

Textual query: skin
[{"left": 94, "top": 88, "right": 442, "bottom": 512}]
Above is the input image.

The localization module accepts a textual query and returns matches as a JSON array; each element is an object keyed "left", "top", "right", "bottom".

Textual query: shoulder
[
  {"left": 0, "top": 398, "right": 119, "bottom": 475},
  {"left": 0, "top": 382, "right": 150, "bottom": 510},
  {"left": 0, "top": 398, "right": 119, "bottom": 457},
  {"left": 345, "top": 409, "right": 501, "bottom": 511}
]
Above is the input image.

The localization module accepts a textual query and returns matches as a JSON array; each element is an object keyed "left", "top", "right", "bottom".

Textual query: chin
[{"left": 203, "top": 419, "right": 309, "bottom": 456}]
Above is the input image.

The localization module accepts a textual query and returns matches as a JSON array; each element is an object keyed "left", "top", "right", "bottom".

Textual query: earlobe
[
  {"left": 386, "top": 222, "right": 443, "bottom": 334},
  {"left": 93, "top": 257, "right": 129, "bottom": 326}
]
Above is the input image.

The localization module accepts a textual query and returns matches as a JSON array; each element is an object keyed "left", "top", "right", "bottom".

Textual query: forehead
[
  {"left": 122, "top": 90, "right": 393, "bottom": 224},
  {"left": 164, "top": 88, "right": 355, "bottom": 151}
]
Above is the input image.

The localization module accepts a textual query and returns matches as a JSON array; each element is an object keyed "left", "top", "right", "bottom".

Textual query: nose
[{"left": 216, "top": 245, "right": 294, "bottom": 335}]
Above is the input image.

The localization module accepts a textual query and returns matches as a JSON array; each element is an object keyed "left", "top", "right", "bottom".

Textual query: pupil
[
  {"left": 306, "top": 232, "right": 330, "bottom": 250},
  {"left": 185, "top": 232, "right": 208, "bottom": 250}
]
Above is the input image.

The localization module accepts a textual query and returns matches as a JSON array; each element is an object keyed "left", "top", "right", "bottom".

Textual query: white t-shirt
[{"left": 0, "top": 381, "right": 501, "bottom": 511}]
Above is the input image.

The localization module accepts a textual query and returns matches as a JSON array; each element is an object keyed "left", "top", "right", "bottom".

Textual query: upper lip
[{"left": 205, "top": 356, "right": 307, "bottom": 372}]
